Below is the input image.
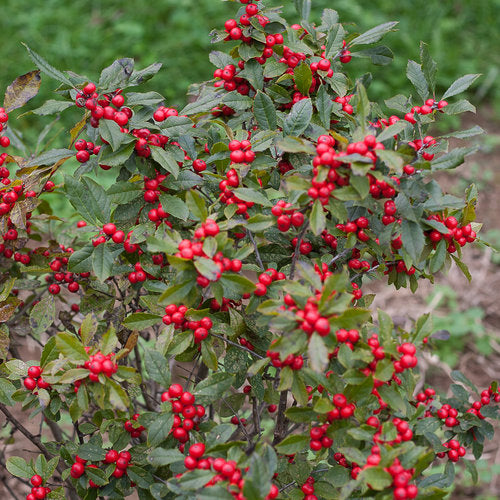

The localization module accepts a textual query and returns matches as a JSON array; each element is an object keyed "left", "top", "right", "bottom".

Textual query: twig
[
  {"left": 350, "top": 264, "right": 380, "bottom": 282},
  {"left": 134, "top": 344, "right": 156, "bottom": 411},
  {"left": 329, "top": 248, "right": 351, "bottom": 266},
  {"left": 272, "top": 390, "right": 289, "bottom": 445},
  {"left": 247, "top": 230, "right": 265, "bottom": 270},
  {"left": 289, "top": 222, "right": 309, "bottom": 280},
  {"left": 210, "top": 332, "right": 264, "bottom": 359},
  {"left": 221, "top": 397, "right": 252, "bottom": 442}
]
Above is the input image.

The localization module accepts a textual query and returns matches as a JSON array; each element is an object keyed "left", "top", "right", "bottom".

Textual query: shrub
[{"left": 0, "top": 1, "right": 497, "bottom": 499}]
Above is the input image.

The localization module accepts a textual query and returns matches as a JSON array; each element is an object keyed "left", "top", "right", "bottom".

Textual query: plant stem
[{"left": 289, "top": 222, "right": 309, "bottom": 280}]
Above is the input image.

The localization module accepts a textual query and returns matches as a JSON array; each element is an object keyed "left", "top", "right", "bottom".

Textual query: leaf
[
  {"left": 55, "top": 332, "right": 89, "bottom": 363},
  {"left": 253, "top": 90, "right": 277, "bottom": 130},
  {"left": 358, "top": 467, "right": 392, "bottom": 490},
  {"left": 320, "top": 9, "right": 339, "bottom": 30},
  {"left": 376, "top": 121, "right": 410, "bottom": 142},
  {"left": 451, "top": 370, "right": 479, "bottom": 396},
  {"left": 29, "top": 295, "right": 55, "bottom": 335},
  {"left": 294, "top": 62, "right": 313, "bottom": 96},
  {"left": 316, "top": 84, "right": 333, "bottom": 129},
  {"left": 4, "top": 71, "right": 41, "bottom": 112},
  {"left": 150, "top": 146, "right": 180, "bottom": 178},
  {"left": 245, "top": 213, "right": 275, "bottom": 232},
  {"left": 195, "top": 257, "right": 221, "bottom": 281},
  {"left": 129, "top": 61, "right": 163, "bottom": 86},
  {"left": 98, "top": 142, "right": 135, "bottom": 167},
  {"left": 126, "top": 91, "right": 165, "bottom": 106},
  {"left": 401, "top": 220, "right": 425, "bottom": 263},
  {"left": 185, "top": 189, "right": 208, "bottom": 221},
  {"left": 275, "top": 434, "right": 309, "bottom": 454},
  {"left": 308, "top": 333, "right": 328, "bottom": 372},
  {"left": 310, "top": 199, "right": 326, "bottom": 235},
  {"left": 238, "top": 58, "right": 264, "bottom": 91},
  {"left": 23, "top": 44, "right": 74, "bottom": 87},
  {"left": 283, "top": 98, "right": 313, "bottom": 136},
  {"left": 233, "top": 188, "right": 273, "bottom": 208},
  {"left": 432, "top": 146, "right": 478, "bottom": 170},
  {"left": 158, "top": 280, "right": 196, "bottom": 305},
  {"left": 92, "top": 243, "right": 116, "bottom": 282},
  {"left": 377, "top": 384, "right": 406, "bottom": 413},
  {"left": 350, "top": 22, "right": 398, "bottom": 46},
  {"left": 98, "top": 57, "right": 134, "bottom": 90},
  {"left": 24, "top": 148, "right": 73, "bottom": 167},
  {"left": 325, "top": 24, "right": 346, "bottom": 59},
  {"left": 30, "top": 99, "right": 74, "bottom": 115},
  {"left": 442, "top": 74, "right": 481, "bottom": 100},
  {"left": 98, "top": 118, "right": 131, "bottom": 151},
  {"left": 180, "top": 90, "right": 223, "bottom": 115},
  {"left": 123, "top": 313, "right": 162, "bottom": 330},
  {"left": 64, "top": 174, "right": 109, "bottom": 225},
  {"left": 406, "top": 60, "right": 428, "bottom": 101},
  {"left": 148, "top": 448, "right": 184, "bottom": 467},
  {"left": 68, "top": 243, "right": 94, "bottom": 273},
  {"left": 6, "top": 456, "right": 34, "bottom": 479},
  {"left": 440, "top": 125, "right": 484, "bottom": 140},
  {"left": 195, "top": 372, "right": 234, "bottom": 404},
  {"left": 420, "top": 42, "right": 437, "bottom": 94},
  {"left": 77, "top": 442, "right": 107, "bottom": 461},
  {"left": 220, "top": 273, "right": 256, "bottom": 296},
  {"left": 353, "top": 45, "right": 394, "bottom": 65}
]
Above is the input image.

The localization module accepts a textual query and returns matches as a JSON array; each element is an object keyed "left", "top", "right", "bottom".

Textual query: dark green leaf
[
  {"left": 442, "top": 74, "right": 481, "bottom": 100},
  {"left": 29, "top": 295, "right": 55, "bottom": 336},
  {"left": 151, "top": 146, "right": 180, "bottom": 178},
  {"left": 253, "top": 90, "right": 277, "bottom": 130},
  {"left": 406, "top": 60, "right": 428, "bottom": 101},
  {"left": 350, "top": 22, "right": 398, "bottom": 46}
]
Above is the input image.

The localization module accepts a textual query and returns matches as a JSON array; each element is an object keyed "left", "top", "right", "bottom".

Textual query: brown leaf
[
  {"left": 4, "top": 71, "right": 41, "bottom": 113},
  {"left": 0, "top": 297, "right": 21, "bottom": 322}
]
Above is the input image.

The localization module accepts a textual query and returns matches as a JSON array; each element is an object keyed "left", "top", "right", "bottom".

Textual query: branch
[
  {"left": 210, "top": 332, "right": 264, "bottom": 359},
  {"left": 0, "top": 403, "right": 79, "bottom": 500},
  {"left": 289, "top": 222, "right": 309, "bottom": 280},
  {"left": 328, "top": 247, "right": 351, "bottom": 266},
  {"left": 247, "top": 230, "right": 265, "bottom": 270},
  {"left": 272, "top": 390, "right": 289, "bottom": 445}
]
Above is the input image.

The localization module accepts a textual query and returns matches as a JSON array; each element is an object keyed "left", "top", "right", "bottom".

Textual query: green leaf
[
  {"left": 401, "top": 220, "right": 425, "bottom": 263},
  {"left": 55, "top": 332, "right": 89, "bottom": 363},
  {"left": 238, "top": 59, "right": 264, "bottom": 91},
  {"left": 29, "top": 294, "right": 55, "bottom": 336},
  {"left": 308, "top": 333, "right": 328, "bottom": 372},
  {"left": 294, "top": 62, "right": 313, "bottom": 96},
  {"left": 92, "top": 243, "right": 116, "bottom": 282},
  {"left": 195, "top": 372, "right": 234, "bottom": 404},
  {"left": 432, "top": 146, "right": 478, "bottom": 170},
  {"left": 150, "top": 146, "right": 180, "bottom": 178},
  {"left": 356, "top": 82, "right": 370, "bottom": 127},
  {"left": 220, "top": 273, "right": 256, "bottom": 295},
  {"left": 158, "top": 280, "right": 196, "bottom": 305},
  {"left": 123, "top": 312, "right": 162, "bottom": 330},
  {"left": 98, "top": 119, "right": 132, "bottom": 151},
  {"left": 358, "top": 467, "right": 392, "bottom": 490},
  {"left": 440, "top": 125, "right": 484, "bottom": 140},
  {"left": 6, "top": 456, "right": 34, "bottom": 479},
  {"left": 350, "top": 21, "right": 398, "bottom": 46},
  {"left": 64, "top": 174, "right": 109, "bottom": 225},
  {"left": 276, "top": 434, "right": 309, "bottom": 454},
  {"left": 233, "top": 188, "right": 273, "bottom": 208},
  {"left": 186, "top": 189, "right": 208, "bottom": 221},
  {"left": 144, "top": 349, "right": 171, "bottom": 386},
  {"left": 310, "top": 199, "right": 326, "bottom": 236},
  {"left": 420, "top": 42, "right": 437, "bottom": 95},
  {"left": 58, "top": 368, "right": 90, "bottom": 384},
  {"left": 23, "top": 44, "right": 74, "bottom": 87},
  {"left": 148, "top": 448, "right": 184, "bottom": 467},
  {"left": 195, "top": 257, "right": 221, "bottom": 281},
  {"left": 320, "top": 9, "right": 339, "bottom": 30},
  {"left": 24, "top": 148, "right": 73, "bottom": 167},
  {"left": 148, "top": 410, "right": 174, "bottom": 447},
  {"left": 325, "top": 24, "right": 346, "bottom": 59},
  {"left": 442, "top": 74, "right": 481, "bottom": 100},
  {"left": 98, "top": 142, "right": 135, "bottom": 167},
  {"left": 376, "top": 121, "right": 410, "bottom": 143},
  {"left": 68, "top": 243, "right": 94, "bottom": 273},
  {"left": 377, "top": 384, "right": 406, "bottom": 413},
  {"left": 451, "top": 370, "right": 479, "bottom": 396},
  {"left": 222, "top": 93, "right": 253, "bottom": 111},
  {"left": 283, "top": 98, "right": 313, "bottom": 137},
  {"left": 77, "top": 441, "right": 107, "bottom": 461},
  {"left": 180, "top": 90, "right": 223, "bottom": 115},
  {"left": 245, "top": 213, "right": 275, "bottom": 232},
  {"left": 253, "top": 90, "right": 277, "bottom": 130},
  {"left": 316, "top": 84, "right": 333, "bottom": 129},
  {"left": 406, "top": 60, "right": 428, "bottom": 101},
  {"left": 98, "top": 58, "right": 134, "bottom": 90},
  {"left": 30, "top": 99, "right": 74, "bottom": 116}
]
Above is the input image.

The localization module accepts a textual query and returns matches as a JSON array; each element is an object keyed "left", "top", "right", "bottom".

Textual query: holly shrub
[{"left": 0, "top": 1, "right": 497, "bottom": 499}]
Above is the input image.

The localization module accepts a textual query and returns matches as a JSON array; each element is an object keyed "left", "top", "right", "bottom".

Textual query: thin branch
[
  {"left": 247, "top": 230, "right": 265, "bottom": 270},
  {"left": 272, "top": 390, "right": 289, "bottom": 445},
  {"left": 289, "top": 222, "right": 309, "bottom": 280},
  {"left": 210, "top": 332, "right": 264, "bottom": 359},
  {"left": 328, "top": 248, "right": 351, "bottom": 266},
  {"left": 350, "top": 264, "right": 380, "bottom": 282}
]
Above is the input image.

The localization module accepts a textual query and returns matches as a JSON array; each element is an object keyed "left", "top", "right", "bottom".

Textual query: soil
[{"left": 1, "top": 110, "right": 499, "bottom": 499}]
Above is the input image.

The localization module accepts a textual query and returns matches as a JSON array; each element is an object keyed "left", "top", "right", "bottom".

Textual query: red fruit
[
  {"left": 333, "top": 393, "right": 347, "bottom": 408},
  {"left": 28, "top": 366, "right": 42, "bottom": 379},
  {"left": 184, "top": 455, "right": 198, "bottom": 470},
  {"left": 188, "top": 443, "right": 205, "bottom": 459},
  {"left": 105, "top": 449, "right": 119, "bottom": 463},
  {"left": 254, "top": 283, "right": 267, "bottom": 296},
  {"left": 30, "top": 475, "right": 43, "bottom": 487},
  {"left": 103, "top": 223, "right": 116, "bottom": 235},
  {"left": 169, "top": 383, "right": 183, "bottom": 398},
  {"left": 70, "top": 462, "right": 85, "bottom": 478},
  {"left": 314, "top": 317, "right": 330, "bottom": 336},
  {"left": 116, "top": 457, "right": 130, "bottom": 469},
  {"left": 291, "top": 212, "right": 305, "bottom": 227}
]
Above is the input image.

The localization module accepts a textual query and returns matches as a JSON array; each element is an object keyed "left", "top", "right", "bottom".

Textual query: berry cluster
[
  {"left": 272, "top": 200, "right": 305, "bottom": 232},
  {"left": 162, "top": 304, "right": 214, "bottom": 343},
  {"left": 69, "top": 450, "right": 133, "bottom": 484},
  {"left": 404, "top": 98, "right": 448, "bottom": 124},
  {"left": 385, "top": 458, "right": 418, "bottom": 500},
  {"left": 23, "top": 365, "right": 50, "bottom": 393},
  {"left": 334, "top": 94, "right": 354, "bottom": 114},
  {"left": 436, "top": 439, "right": 466, "bottom": 462},
  {"left": 75, "top": 83, "right": 132, "bottom": 129},
  {"left": 426, "top": 214, "right": 476, "bottom": 254},
  {"left": 75, "top": 350, "right": 118, "bottom": 389},
  {"left": 161, "top": 384, "right": 205, "bottom": 444},
  {"left": 46, "top": 251, "right": 88, "bottom": 295},
  {"left": 266, "top": 348, "right": 304, "bottom": 370},
  {"left": 300, "top": 476, "right": 318, "bottom": 500},
  {"left": 74, "top": 139, "right": 100, "bottom": 164},
  {"left": 254, "top": 267, "right": 286, "bottom": 296},
  {"left": 124, "top": 413, "right": 145, "bottom": 438},
  {"left": 218, "top": 167, "right": 255, "bottom": 216},
  {"left": 181, "top": 441, "right": 279, "bottom": 500}
]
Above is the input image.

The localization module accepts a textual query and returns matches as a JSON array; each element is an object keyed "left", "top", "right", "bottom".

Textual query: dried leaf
[{"left": 4, "top": 71, "right": 41, "bottom": 113}]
